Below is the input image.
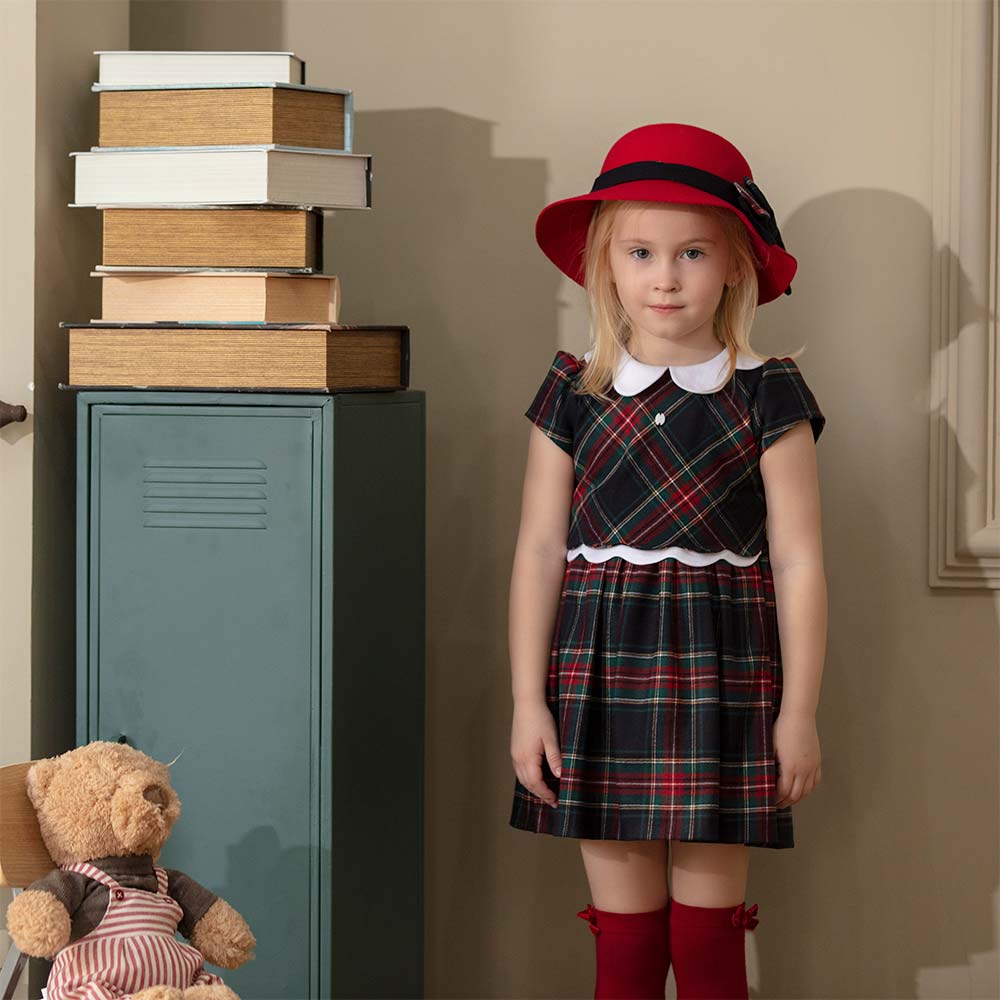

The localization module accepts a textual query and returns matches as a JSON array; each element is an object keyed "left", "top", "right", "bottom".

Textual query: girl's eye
[{"left": 628, "top": 247, "right": 705, "bottom": 261}]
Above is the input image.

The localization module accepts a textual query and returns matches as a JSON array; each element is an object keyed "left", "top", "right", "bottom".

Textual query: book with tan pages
[
  {"left": 101, "top": 206, "right": 322, "bottom": 269},
  {"left": 92, "top": 270, "right": 341, "bottom": 324},
  {"left": 95, "top": 83, "right": 352, "bottom": 151},
  {"left": 60, "top": 322, "right": 409, "bottom": 392}
]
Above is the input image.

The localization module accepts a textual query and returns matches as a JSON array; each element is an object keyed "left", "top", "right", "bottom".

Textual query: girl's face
[{"left": 609, "top": 204, "right": 737, "bottom": 358}]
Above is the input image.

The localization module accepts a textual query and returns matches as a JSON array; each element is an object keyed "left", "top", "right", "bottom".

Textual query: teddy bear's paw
[
  {"left": 5, "top": 889, "right": 70, "bottom": 958},
  {"left": 182, "top": 986, "right": 239, "bottom": 1000},
  {"left": 131, "top": 988, "right": 183, "bottom": 1000},
  {"left": 189, "top": 899, "right": 256, "bottom": 969}
]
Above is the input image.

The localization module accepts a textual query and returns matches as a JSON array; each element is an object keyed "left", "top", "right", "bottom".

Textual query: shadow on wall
[
  {"left": 743, "top": 186, "right": 1000, "bottom": 1000},
  {"left": 326, "top": 106, "right": 591, "bottom": 995}
]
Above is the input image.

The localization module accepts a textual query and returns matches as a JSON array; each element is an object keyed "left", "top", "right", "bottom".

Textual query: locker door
[{"left": 84, "top": 402, "right": 326, "bottom": 999}]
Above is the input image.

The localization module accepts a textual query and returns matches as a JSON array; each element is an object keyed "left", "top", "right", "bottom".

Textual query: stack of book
[{"left": 60, "top": 49, "right": 408, "bottom": 392}]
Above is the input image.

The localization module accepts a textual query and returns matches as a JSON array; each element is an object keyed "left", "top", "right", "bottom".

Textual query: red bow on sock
[
  {"left": 576, "top": 903, "right": 601, "bottom": 936},
  {"left": 731, "top": 901, "right": 760, "bottom": 930}
]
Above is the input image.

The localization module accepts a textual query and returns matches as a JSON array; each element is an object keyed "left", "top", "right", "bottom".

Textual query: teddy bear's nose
[{"left": 143, "top": 785, "right": 167, "bottom": 809}]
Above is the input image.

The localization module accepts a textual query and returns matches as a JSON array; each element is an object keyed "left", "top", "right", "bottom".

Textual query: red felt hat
[{"left": 535, "top": 123, "right": 797, "bottom": 305}]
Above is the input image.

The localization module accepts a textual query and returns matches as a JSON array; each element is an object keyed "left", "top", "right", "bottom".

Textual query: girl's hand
[
  {"left": 773, "top": 710, "right": 822, "bottom": 807},
  {"left": 511, "top": 699, "right": 562, "bottom": 808}
]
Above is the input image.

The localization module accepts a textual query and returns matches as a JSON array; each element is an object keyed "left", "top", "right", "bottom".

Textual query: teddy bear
[{"left": 5, "top": 740, "right": 256, "bottom": 1000}]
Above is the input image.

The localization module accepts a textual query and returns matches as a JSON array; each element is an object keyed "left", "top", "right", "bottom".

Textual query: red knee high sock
[
  {"left": 577, "top": 901, "right": 671, "bottom": 1000},
  {"left": 668, "top": 898, "right": 760, "bottom": 1000}
]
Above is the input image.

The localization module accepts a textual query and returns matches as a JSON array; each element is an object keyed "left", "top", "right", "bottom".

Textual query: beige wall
[
  {"left": 33, "top": 0, "right": 130, "bottom": 758},
  {"left": 0, "top": 2, "right": 37, "bottom": 996},
  {"left": 3, "top": 1, "right": 997, "bottom": 998},
  {"left": 2, "top": 2, "right": 129, "bottom": 996},
  {"left": 4, "top": 6, "right": 130, "bottom": 996}
]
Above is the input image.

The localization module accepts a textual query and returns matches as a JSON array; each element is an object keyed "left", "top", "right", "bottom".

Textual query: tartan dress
[{"left": 508, "top": 344, "right": 825, "bottom": 849}]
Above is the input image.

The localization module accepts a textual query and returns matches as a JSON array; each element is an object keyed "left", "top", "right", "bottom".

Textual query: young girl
[{"left": 508, "top": 123, "right": 827, "bottom": 1000}]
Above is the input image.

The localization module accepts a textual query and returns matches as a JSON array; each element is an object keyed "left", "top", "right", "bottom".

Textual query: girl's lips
[{"left": 649, "top": 305, "right": 683, "bottom": 311}]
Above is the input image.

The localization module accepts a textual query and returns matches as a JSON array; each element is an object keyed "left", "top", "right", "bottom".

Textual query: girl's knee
[
  {"left": 579, "top": 839, "right": 670, "bottom": 911},
  {"left": 668, "top": 840, "right": 750, "bottom": 906}
]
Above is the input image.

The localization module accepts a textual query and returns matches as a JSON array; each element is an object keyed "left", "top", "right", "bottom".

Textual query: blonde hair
[{"left": 575, "top": 199, "right": 803, "bottom": 401}]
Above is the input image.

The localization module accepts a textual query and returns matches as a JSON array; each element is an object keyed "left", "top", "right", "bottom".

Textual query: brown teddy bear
[{"left": 5, "top": 740, "right": 255, "bottom": 1000}]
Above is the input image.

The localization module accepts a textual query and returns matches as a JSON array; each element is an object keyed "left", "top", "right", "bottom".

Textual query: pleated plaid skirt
[{"left": 509, "top": 548, "right": 793, "bottom": 849}]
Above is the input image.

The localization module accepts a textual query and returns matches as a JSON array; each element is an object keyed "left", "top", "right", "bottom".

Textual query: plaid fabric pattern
[
  {"left": 523, "top": 350, "right": 825, "bottom": 555},
  {"left": 511, "top": 350, "right": 825, "bottom": 847},
  {"left": 509, "top": 548, "right": 794, "bottom": 847}
]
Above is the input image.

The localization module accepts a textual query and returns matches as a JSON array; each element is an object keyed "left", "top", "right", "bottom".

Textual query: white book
[
  {"left": 95, "top": 50, "right": 305, "bottom": 86},
  {"left": 70, "top": 145, "right": 372, "bottom": 210}
]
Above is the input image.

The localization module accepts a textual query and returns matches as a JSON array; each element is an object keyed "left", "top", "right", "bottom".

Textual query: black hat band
[{"left": 590, "top": 161, "right": 787, "bottom": 253}]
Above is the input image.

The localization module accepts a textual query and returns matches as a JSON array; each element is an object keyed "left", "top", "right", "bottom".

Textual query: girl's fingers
[
  {"left": 520, "top": 756, "right": 558, "bottom": 808},
  {"left": 776, "top": 771, "right": 792, "bottom": 806},
  {"left": 777, "top": 772, "right": 805, "bottom": 808},
  {"left": 789, "top": 774, "right": 804, "bottom": 804},
  {"left": 776, "top": 762, "right": 823, "bottom": 807},
  {"left": 775, "top": 761, "right": 791, "bottom": 802}
]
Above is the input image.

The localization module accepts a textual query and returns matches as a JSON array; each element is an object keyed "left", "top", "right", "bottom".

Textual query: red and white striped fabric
[{"left": 45, "top": 860, "right": 226, "bottom": 999}]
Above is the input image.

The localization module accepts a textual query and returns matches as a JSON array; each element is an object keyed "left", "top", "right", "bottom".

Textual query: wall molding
[{"left": 929, "top": 0, "right": 1000, "bottom": 588}]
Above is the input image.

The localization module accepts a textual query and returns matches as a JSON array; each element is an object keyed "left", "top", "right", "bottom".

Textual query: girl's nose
[{"left": 655, "top": 271, "right": 680, "bottom": 291}]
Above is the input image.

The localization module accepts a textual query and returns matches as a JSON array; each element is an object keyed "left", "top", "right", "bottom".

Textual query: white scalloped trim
[{"left": 567, "top": 544, "right": 761, "bottom": 567}]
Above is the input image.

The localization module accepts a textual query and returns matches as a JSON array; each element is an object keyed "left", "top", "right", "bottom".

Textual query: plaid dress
[{"left": 508, "top": 345, "right": 826, "bottom": 849}]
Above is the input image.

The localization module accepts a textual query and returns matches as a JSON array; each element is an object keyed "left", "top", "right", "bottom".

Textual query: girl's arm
[
  {"left": 760, "top": 419, "right": 827, "bottom": 806},
  {"left": 509, "top": 424, "right": 574, "bottom": 705},
  {"left": 760, "top": 419, "right": 828, "bottom": 717}
]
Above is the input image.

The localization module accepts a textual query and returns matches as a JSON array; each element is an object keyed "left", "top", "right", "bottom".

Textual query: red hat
[{"left": 535, "top": 123, "right": 797, "bottom": 305}]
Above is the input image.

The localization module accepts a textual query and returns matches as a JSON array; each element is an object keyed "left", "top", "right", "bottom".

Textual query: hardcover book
[
  {"left": 95, "top": 50, "right": 306, "bottom": 86},
  {"left": 61, "top": 322, "right": 410, "bottom": 392},
  {"left": 95, "top": 83, "right": 352, "bottom": 151},
  {"left": 71, "top": 145, "right": 372, "bottom": 209},
  {"left": 100, "top": 206, "right": 323, "bottom": 270},
  {"left": 93, "top": 270, "right": 341, "bottom": 325}
]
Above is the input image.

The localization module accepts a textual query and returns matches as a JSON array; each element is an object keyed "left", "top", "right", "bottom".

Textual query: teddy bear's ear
[{"left": 25, "top": 758, "right": 60, "bottom": 808}]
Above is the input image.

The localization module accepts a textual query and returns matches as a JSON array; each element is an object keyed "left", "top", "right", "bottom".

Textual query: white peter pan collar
[{"left": 582, "top": 345, "right": 764, "bottom": 395}]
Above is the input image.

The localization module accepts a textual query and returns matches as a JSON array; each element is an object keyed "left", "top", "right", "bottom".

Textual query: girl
[{"left": 508, "top": 123, "right": 827, "bottom": 1000}]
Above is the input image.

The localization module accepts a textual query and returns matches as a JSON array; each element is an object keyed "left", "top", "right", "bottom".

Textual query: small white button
[{"left": 654, "top": 413, "right": 665, "bottom": 425}]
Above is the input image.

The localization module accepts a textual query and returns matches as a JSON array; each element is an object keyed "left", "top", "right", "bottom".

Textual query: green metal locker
[{"left": 72, "top": 389, "right": 425, "bottom": 999}]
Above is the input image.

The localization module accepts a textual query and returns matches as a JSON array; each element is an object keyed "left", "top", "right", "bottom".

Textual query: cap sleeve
[
  {"left": 524, "top": 350, "right": 582, "bottom": 456},
  {"left": 754, "top": 357, "right": 826, "bottom": 451}
]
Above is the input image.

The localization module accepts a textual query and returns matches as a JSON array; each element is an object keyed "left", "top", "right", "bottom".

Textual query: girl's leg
[
  {"left": 577, "top": 839, "right": 671, "bottom": 999},
  {"left": 668, "top": 841, "right": 755, "bottom": 1000}
]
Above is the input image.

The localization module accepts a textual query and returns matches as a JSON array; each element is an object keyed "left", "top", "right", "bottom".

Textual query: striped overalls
[{"left": 45, "top": 861, "right": 226, "bottom": 999}]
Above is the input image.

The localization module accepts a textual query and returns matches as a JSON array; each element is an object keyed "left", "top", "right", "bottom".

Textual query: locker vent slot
[{"left": 141, "top": 458, "right": 268, "bottom": 529}]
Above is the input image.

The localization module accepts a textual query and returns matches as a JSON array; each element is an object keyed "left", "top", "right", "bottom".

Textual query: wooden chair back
[{"left": 0, "top": 761, "right": 55, "bottom": 888}]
